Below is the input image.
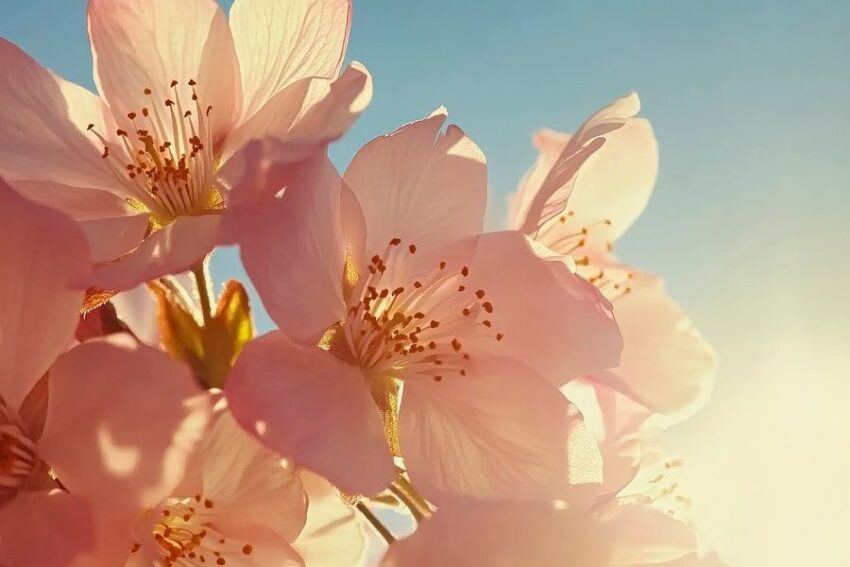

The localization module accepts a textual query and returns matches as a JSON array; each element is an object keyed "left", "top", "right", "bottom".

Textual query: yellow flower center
[
  {"left": 130, "top": 494, "right": 255, "bottom": 566},
  {"left": 87, "top": 80, "right": 221, "bottom": 227},
  {"left": 341, "top": 238, "right": 503, "bottom": 385}
]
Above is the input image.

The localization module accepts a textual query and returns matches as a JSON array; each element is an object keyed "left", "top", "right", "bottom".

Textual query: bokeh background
[{"left": 3, "top": 1, "right": 849, "bottom": 565}]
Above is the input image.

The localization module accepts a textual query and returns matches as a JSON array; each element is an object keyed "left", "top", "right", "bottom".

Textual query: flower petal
[
  {"left": 110, "top": 285, "right": 161, "bottom": 346},
  {"left": 0, "top": 180, "right": 90, "bottom": 412},
  {"left": 8, "top": 180, "right": 149, "bottom": 262},
  {"left": 233, "top": 156, "right": 356, "bottom": 345},
  {"left": 196, "top": 410, "right": 308, "bottom": 542},
  {"left": 0, "top": 39, "right": 124, "bottom": 193},
  {"left": 586, "top": 261, "right": 717, "bottom": 418},
  {"left": 221, "top": 62, "right": 372, "bottom": 164},
  {"left": 381, "top": 501, "right": 611, "bottom": 567},
  {"left": 464, "top": 231, "right": 623, "bottom": 386},
  {"left": 226, "top": 331, "right": 395, "bottom": 496},
  {"left": 512, "top": 93, "right": 656, "bottom": 251},
  {"left": 89, "top": 213, "right": 222, "bottom": 291},
  {"left": 0, "top": 490, "right": 95, "bottom": 567},
  {"left": 87, "top": 0, "right": 240, "bottom": 144},
  {"left": 37, "top": 334, "right": 211, "bottom": 515},
  {"left": 601, "top": 504, "right": 698, "bottom": 565},
  {"left": 229, "top": 0, "right": 351, "bottom": 121},
  {"left": 563, "top": 379, "right": 649, "bottom": 495},
  {"left": 400, "top": 355, "right": 602, "bottom": 504},
  {"left": 294, "top": 471, "right": 367, "bottom": 567},
  {"left": 344, "top": 109, "right": 487, "bottom": 257}
]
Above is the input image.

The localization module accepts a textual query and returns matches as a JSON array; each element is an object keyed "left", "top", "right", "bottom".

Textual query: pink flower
[
  {"left": 224, "top": 110, "right": 623, "bottom": 503},
  {"left": 108, "top": 290, "right": 371, "bottom": 567},
  {"left": 0, "top": 180, "right": 212, "bottom": 566},
  {"left": 125, "top": 406, "right": 309, "bottom": 566},
  {"left": 509, "top": 93, "right": 716, "bottom": 418},
  {"left": 0, "top": 0, "right": 371, "bottom": 291}
]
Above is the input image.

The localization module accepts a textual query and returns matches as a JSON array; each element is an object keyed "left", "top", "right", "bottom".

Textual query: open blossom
[
  {"left": 509, "top": 93, "right": 716, "bottom": 418},
  {"left": 223, "top": 110, "right": 622, "bottom": 504},
  {"left": 126, "top": 406, "right": 308, "bottom": 567},
  {"left": 0, "top": 0, "right": 371, "bottom": 292},
  {"left": 0, "top": 180, "right": 212, "bottom": 567},
  {"left": 107, "top": 283, "right": 371, "bottom": 567},
  {"left": 380, "top": 379, "right": 724, "bottom": 567}
]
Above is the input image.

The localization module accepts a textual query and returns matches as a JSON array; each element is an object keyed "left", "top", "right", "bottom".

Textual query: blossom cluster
[{"left": 0, "top": 1, "right": 722, "bottom": 566}]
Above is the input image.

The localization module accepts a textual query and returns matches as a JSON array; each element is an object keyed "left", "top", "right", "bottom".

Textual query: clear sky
[{"left": 2, "top": 2, "right": 849, "bottom": 565}]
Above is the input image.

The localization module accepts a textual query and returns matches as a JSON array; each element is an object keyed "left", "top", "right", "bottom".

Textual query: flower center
[
  {"left": 343, "top": 238, "right": 503, "bottom": 384},
  {"left": 131, "top": 495, "right": 255, "bottom": 566},
  {"left": 586, "top": 268, "right": 634, "bottom": 302},
  {"left": 539, "top": 210, "right": 614, "bottom": 261},
  {"left": 88, "top": 80, "right": 219, "bottom": 226},
  {"left": 0, "top": 421, "right": 38, "bottom": 490},
  {"left": 537, "top": 211, "right": 634, "bottom": 301}
]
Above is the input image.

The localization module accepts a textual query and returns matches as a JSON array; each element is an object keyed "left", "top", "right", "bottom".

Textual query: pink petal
[
  {"left": 89, "top": 213, "right": 222, "bottom": 291},
  {"left": 110, "top": 285, "right": 161, "bottom": 346},
  {"left": 7, "top": 180, "right": 149, "bottom": 262},
  {"left": 110, "top": 273, "right": 194, "bottom": 346},
  {"left": 232, "top": 156, "right": 358, "bottom": 345},
  {"left": 510, "top": 135, "right": 604, "bottom": 236},
  {"left": 221, "top": 62, "right": 373, "bottom": 165},
  {"left": 194, "top": 410, "right": 308, "bottom": 543},
  {"left": 512, "top": 93, "right": 656, "bottom": 251},
  {"left": 344, "top": 109, "right": 487, "bottom": 257},
  {"left": 400, "top": 354, "right": 602, "bottom": 504},
  {"left": 586, "top": 261, "right": 717, "bottom": 418},
  {"left": 87, "top": 0, "right": 240, "bottom": 145},
  {"left": 229, "top": 0, "right": 351, "bottom": 121},
  {"left": 294, "top": 471, "right": 367, "bottom": 567},
  {"left": 381, "top": 501, "right": 612, "bottom": 567},
  {"left": 464, "top": 231, "right": 623, "bottom": 386},
  {"left": 0, "top": 39, "right": 125, "bottom": 193},
  {"left": 77, "top": 215, "right": 150, "bottom": 263},
  {"left": 0, "top": 490, "right": 95, "bottom": 567},
  {"left": 563, "top": 379, "right": 649, "bottom": 495},
  {"left": 0, "top": 180, "right": 90, "bottom": 412},
  {"left": 600, "top": 504, "right": 698, "bottom": 565},
  {"left": 226, "top": 331, "right": 395, "bottom": 496},
  {"left": 37, "top": 334, "right": 212, "bottom": 515}
]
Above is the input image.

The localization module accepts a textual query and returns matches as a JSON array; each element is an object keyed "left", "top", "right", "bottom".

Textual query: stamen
[
  {"left": 342, "top": 239, "right": 502, "bottom": 383},
  {"left": 85, "top": 81, "right": 217, "bottom": 225}
]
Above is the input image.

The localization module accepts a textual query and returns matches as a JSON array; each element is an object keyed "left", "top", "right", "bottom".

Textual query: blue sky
[{"left": 2, "top": 2, "right": 849, "bottom": 564}]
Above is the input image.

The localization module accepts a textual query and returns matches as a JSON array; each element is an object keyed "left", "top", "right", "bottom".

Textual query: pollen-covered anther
[
  {"left": 85, "top": 80, "right": 216, "bottom": 225},
  {"left": 342, "top": 239, "right": 502, "bottom": 383},
  {"left": 149, "top": 495, "right": 252, "bottom": 566}
]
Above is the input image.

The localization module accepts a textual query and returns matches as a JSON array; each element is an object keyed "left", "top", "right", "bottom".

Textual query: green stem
[
  {"left": 355, "top": 501, "right": 396, "bottom": 544},
  {"left": 391, "top": 477, "right": 432, "bottom": 521},
  {"left": 192, "top": 261, "right": 214, "bottom": 326}
]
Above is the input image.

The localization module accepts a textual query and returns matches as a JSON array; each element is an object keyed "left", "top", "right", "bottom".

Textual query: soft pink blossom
[
  {"left": 225, "top": 111, "right": 622, "bottom": 503},
  {"left": 125, "top": 406, "right": 307, "bottom": 566},
  {"left": 509, "top": 93, "right": 716, "bottom": 418},
  {"left": 0, "top": 0, "right": 371, "bottom": 291},
  {"left": 0, "top": 180, "right": 212, "bottom": 566}
]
